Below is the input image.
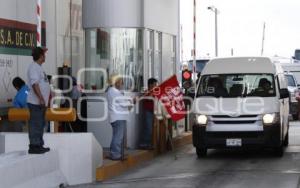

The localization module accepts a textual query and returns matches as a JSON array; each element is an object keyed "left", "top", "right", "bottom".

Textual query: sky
[{"left": 180, "top": 0, "right": 300, "bottom": 61}]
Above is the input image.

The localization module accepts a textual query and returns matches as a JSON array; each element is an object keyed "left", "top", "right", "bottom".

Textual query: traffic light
[{"left": 182, "top": 70, "right": 192, "bottom": 89}]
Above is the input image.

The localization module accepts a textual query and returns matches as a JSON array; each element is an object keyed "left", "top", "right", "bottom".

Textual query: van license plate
[{"left": 226, "top": 139, "right": 242, "bottom": 147}]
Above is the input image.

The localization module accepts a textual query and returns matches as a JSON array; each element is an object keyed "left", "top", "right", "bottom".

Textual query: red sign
[{"left": 153, "top": 75, "right": 186, "bottom": 121}]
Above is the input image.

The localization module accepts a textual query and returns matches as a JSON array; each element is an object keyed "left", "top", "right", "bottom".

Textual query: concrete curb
[{"left": 96, "top": 132, "right": 192, "bottom": 181}]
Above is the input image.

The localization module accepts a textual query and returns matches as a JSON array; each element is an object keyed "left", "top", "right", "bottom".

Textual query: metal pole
[
  {"left": 187, "top": 104, "right": 190, "bottom": 131},
  {"left": 261, "top": 22, "right": 266, "bottom": 56},
  {"left": 184, "top": 100, "right": 188, "bottom": 132},
  {"left": 215, "top": 9, "right": 218, "bottom": 57},
  {"left": 181, "top": 25, "right": 183, "bottom": 63},
  {"left": 37, "top": 0, "right": 42, "bottom": 47},
  {"left": 208, "top": 6, "right": 219, "bottom": 57},
  {"left": 193, "top": 0, "right": 196, "bottom": 82},
  {"left": 70, "top": 0, "right": 73, "bottom": 70}
]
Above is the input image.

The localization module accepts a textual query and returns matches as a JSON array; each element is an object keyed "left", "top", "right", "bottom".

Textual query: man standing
[
  {"left": 27, "top": 47, "right": 50, "bottom": 154},
  {"left": 106, "top": 74, "right": 133, "bottom": 160},
  {"left": 139, "top": 78, "right": 158, "bottom": 149}
]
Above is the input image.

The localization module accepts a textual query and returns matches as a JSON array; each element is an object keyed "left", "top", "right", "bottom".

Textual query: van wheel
[
  {"left": 283, "top": 132, "right": 289, "bottom": 147},
  {"left": 274, "top": 145, "right": 284, "bottom": 157},
  {"left": 196, "top": 147, "right": 207, "bottom": 158},
  {"left": 292, "top": 114, "right": 298, "bottom": 120}
]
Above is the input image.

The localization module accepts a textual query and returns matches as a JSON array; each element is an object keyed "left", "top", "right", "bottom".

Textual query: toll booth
[{"left": 82, "top": 0, "right": 180, "bottom": 149}]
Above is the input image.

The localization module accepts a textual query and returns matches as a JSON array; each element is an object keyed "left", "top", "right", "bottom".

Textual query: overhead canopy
[{"left": 82, "top": 0, "right": 179, "bottom": 35}]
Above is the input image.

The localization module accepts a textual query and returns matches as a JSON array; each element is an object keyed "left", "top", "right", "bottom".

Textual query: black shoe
[
  {"left": 145, "top": 146, "right": 154, "bottom": 150},
  {"left": 39, "top": 146, "right": 50, "bottom": 153},
  {"left": 28, "top": 145, "right": 47, "bottom": 154},
  {"left": 109, "top": 157, "right": 127, "bottom": 161},
  {"left": 109, "top": 157, "right": 122, "bottom": 161},
  {"left": 139, "top": 145, "right": 154, "bottom": 150}
]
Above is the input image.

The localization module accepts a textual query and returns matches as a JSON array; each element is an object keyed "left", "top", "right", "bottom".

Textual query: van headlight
[
  {"left": 195, "top": 114, "right": 208, "bottom": 125},
  {"left": 262, "top": 113, "right": 279, "bottom": 125}
]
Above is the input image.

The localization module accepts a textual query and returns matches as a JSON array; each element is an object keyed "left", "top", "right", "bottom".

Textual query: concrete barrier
[
  {"left": 0, "top": 133, "right": 103, "bottom": 186},
  {"left": 0, "top": 150, "right": 66, "bottom": 188}
]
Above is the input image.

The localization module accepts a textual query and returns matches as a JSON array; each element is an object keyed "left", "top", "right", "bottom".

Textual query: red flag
[{"left": 153, "top": 75, "right": 186, "bottom": 121}]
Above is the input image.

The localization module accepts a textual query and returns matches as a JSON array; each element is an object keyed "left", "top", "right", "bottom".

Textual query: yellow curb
[
  {"left": 127, "top": 150, "right": 155, "bottom": 167},
  {"left": 173, "top": 132, "right": 192, "bottom": 148},
  {"left": 96, "top": 150, "right": 154, "bottom": 181},
  {"left": 96, "top": 132, "right": 192, "bottom": 181},
  {"left": 96, "top": 159, "right": 129, "bottom": 181}
]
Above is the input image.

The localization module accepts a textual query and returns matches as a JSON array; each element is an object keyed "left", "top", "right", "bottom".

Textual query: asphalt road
[{"left": 73, "top": 121, "right": 300, "bottom": 188}]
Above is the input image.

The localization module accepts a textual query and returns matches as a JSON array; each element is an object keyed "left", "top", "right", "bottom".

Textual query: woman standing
[{"left": 106, "top": 74, "right": 134, "bottom": 160}]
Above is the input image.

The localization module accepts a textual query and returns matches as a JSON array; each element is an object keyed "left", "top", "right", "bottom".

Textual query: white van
[
  {"left": 284, "top": 72, "right": 299, "bottom": 120},
  {"left": 192, "top": 57, "right": 290, "bottom": 157},
  {"left": 281, "top": 63, "right": 300, "bottom": 87}
]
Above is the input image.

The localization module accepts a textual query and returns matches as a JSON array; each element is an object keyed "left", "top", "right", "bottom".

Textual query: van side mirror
[
  {"left": 187, "top": 86, "right": 196, "bottom": 98},
  {"left": 279, "top": 88, "right": 289, "bottom": 99}
]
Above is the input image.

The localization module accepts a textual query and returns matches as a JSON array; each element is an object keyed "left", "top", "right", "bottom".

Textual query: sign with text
[
  {"left": 0, "top": 18, "right": 46, "bottom": 56},
  {"left": 153, "top": 75, "right": 186, "bottom": 121}
]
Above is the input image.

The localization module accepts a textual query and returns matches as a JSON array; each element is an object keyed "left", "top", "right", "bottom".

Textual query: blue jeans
[
  {"left": 140, "top": 110, "right": 154, "bottom": 146},
  {"left": 28, "top": 103, "right": 46, "bottom": 146},
  {"left": 110, "top": 120, "right": 126, "bottom": 159}
]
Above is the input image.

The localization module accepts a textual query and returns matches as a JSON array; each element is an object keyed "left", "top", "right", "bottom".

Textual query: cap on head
[{"left": 108, "top": 73, "right": 122, "bottom": 86}]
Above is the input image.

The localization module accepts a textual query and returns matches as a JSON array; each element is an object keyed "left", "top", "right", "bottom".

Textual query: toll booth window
[
  {"left": 85, "top": 28, "right": 144, "bottom": 92},
  {"left": 197, "top": 74, "right": 276, "bottom": 98}
]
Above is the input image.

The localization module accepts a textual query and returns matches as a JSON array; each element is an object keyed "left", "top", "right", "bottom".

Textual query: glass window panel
[
  {"left": 154, "top": 32, "right": 162, "bottom": 82},
  {"left": 162, "top": 33, "right": 176, "bottom": 81},
  {"left": 146, "top": 30, "right": 154, "bottom": 79},
  {"left": 85, "top": 28, "right": 144, "bottom": 92}
]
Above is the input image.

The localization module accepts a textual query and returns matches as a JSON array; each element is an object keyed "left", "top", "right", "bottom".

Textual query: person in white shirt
[
  {"left": 27, "top": 47, "right": 50, "bottom": 154},
  {"left": 106, "top": 74, "right": 134, "bottom": 160}
]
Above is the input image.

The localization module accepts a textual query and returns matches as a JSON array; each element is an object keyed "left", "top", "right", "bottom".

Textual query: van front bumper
[{"left": 192, "top": 124, "right": 281, "bottom": 149}]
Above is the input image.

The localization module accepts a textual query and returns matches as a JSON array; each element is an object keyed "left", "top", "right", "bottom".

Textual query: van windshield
[{"left": 197, "top": 74, "right": 276, "bottom": 98}]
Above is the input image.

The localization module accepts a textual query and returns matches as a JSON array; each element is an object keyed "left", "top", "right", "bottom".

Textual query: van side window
[{"left": 284, "top": 74, "right": 296, "bottom": 87}]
